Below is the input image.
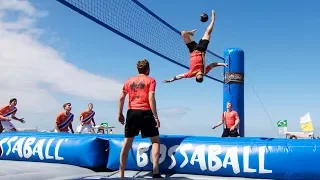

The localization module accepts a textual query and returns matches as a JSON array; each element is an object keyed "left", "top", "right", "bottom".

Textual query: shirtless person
[
  {"left": 0, "top": 98, "right": 25, "bottom": 132},
  {"left": 164, "top": 10, "right": 227, "bottom": 83}
]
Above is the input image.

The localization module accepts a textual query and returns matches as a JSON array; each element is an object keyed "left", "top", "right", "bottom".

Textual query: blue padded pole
[{"left": 223, "top": 48, "right": 245, "bottom": 137}]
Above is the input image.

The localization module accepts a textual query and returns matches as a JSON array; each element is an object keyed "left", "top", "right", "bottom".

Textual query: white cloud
[{"left": 0, "top": 0, "right": 123, "bottom": 113}]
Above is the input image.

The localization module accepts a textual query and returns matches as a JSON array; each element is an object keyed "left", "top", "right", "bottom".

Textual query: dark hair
[
  {"left": 137, "top": 59, "right": 150, "bottom": 75},
  {"left": 88, "top": 103, "right": 93, "bottom": 106},
  {"left": 9, "top": 98, "right": 17, "bottom": 104},
  {"left": 196, "top": 76, "right": 203, "bottom": 83},
  {"left": 63, "top": 103, "right": 71, "bottom": 108}
]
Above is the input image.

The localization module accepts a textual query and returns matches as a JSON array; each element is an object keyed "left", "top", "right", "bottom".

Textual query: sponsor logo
[
  {"left": 0, "top": 136, "right": 67, "bottom": 160},
  {"left": 225, "top": 72, "right": 244, "bottom": 84},
  {"left": 136, "top": 143, "right": 272, "bottom": 174}
]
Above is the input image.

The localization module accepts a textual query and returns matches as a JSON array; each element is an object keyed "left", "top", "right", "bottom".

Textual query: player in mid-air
[{"left": 164, "top": 10, "right": 227, "bottom": 83}]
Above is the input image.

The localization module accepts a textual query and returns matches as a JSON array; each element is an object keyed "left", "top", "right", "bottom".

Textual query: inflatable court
[
  {"left": 1, "top": 132, "right": 320, "bottom": 179},
  {"left": 0, "top": 0, "right": 317, "bottom": 179}
]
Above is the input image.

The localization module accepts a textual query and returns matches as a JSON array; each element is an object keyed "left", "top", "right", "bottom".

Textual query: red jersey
[
  {"left": 80, "top": 110, "right": 95, "bottom": 125},
  {"left": 222, "top": 110, "right": 239, "bottom": 129},
  {"left": 123, "top": 74, "right": 156, "bottom": 110},
  {"left": 0, "top": 105, "right": 17, "bottom": 120},
  {"left": 184, "top": 51, "right": 213, "bottom": 78},
  {"left": 56, "top": 111, "right": 74, "bottom": 132}
]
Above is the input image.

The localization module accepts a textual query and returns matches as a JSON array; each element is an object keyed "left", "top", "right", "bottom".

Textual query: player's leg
[
  {"left": 119, "top": 137, "right": 134, "bottom": 178},
  {"left": 2, "top": 121, "right": 17, "bottom": 132},
  {"left": 181, "top": 29, "right": 196, "bottom": 43},
  {"left": 221, "top": 128, "right": 229, "bottom": 137},
  {"left": 89, "top": 125, "right": 95, "bottom": 134},
  {"left": 0, "top": 122, "right": 3, "bottom": 133},
  {"left": 76, "top": 124, "right": 84, "bottom": 133},
  {"left": 229, "top": 129, "right": 240, "bottom": 137},
  {"left": 119, "top": 109, "right": 140, "bottom": 178},
  {"left": 201, "top": 10, "right": 216, "bottom": 42},
  {"left": 181, "top": 30, "right": 198, "bottom": 53},
  {"left": 140, "top": 110, "right": 162, "bottom": 178},
  {"left": 197, "top": 10, "right": 216, "bottom": 52}
]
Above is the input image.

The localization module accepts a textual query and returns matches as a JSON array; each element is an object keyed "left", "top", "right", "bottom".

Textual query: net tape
[{"left": 57, "top": 0, "right": 225, "bottom": 83}]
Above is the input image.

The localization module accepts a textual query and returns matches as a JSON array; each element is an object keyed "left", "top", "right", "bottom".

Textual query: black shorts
[
  {"left": 124, "top": 109, "right": 159, "bottom": 138},
  {"left": 221, "top": 128, "right": 239, "bottom": 137},
  {"left": 186, "top": 39, "right": 210, "bottom": 53}
]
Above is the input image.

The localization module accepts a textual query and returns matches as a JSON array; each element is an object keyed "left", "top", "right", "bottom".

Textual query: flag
[
  {"left": 300, "top": 112, "right": 314, "bottom": 132},
  {"left": 100, "top": 122, "right": 108, "bottom": 127},
  {"left": 277, "top": 120, "right": 287, "bottom": 135},
  {"left": 277, "top": 120, "right": 287, "bottom": 127}
]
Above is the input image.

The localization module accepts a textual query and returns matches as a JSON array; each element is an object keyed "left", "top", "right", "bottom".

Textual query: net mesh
[{"left": 57, "top": 0, "right": 225, "bottom": 83}]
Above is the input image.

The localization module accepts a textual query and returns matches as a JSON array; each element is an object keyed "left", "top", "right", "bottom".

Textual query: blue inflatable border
[{"left": 1, "top": 132, "right": 320, "bottom": 179}]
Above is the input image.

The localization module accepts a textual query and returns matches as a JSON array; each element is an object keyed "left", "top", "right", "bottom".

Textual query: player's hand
[
  {"left": 6, "top": 117, "right": 11, "bottom": 121},
  {"left": 212, "top": 10, "right": 215, "bottom": 19},
  {"left": 155, "top": 118, "right": 160, "bottom": 128},
  {"left": 212, "top": 125, "right": 217, "bottom": 129},
  {"left": 163, "top": 80, "right": 171, "bottom": 83},
  {"left": 118, "top": 113, "right": 125, "bottom": 125},
  {"left": 20, "top": 118, "right": 25, "bottom": 123},
  {"left": 230, "top": 126, "right": 235, "bottom": 131}
]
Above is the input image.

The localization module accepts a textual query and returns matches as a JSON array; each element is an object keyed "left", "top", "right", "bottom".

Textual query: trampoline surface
[{"left": 0, "top": 160, "right": 267, "bottom": 180}]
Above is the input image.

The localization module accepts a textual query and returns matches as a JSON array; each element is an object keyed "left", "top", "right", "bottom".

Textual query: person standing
[
  {"left": 117, "top": 59, "right": 162, "bottom": 178},
  {"left": 77, "top": 103, "right": 96, "bottom": 134},
  {"left": 55, "top": 103, "right": 74, "bottom": 133},
  {"left": 0, "top": 98, "right": 25, "bottom": 132},
  {"left": 212, "top": 102, "right": 240, "bottom": 137}
]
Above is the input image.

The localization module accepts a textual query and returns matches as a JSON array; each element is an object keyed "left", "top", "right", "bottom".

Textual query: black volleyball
[{"left": 200, "top": 13, "right": 208, "bottom": 22}]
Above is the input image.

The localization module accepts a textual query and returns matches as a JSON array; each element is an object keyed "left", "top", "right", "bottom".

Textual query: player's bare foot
[
  {"left": 188, "top": 29, "right": 196, "bottom": 36},
  {"left": 211, "top": 10, "right": 215, "bottom": 20}
]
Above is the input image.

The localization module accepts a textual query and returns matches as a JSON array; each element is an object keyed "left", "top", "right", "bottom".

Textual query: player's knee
[
  {"left": 150, "top": 135, "right": 160, "bottom": 144},
  {"left": 181, "top": 31, "right": 190, "bottom": 39}
]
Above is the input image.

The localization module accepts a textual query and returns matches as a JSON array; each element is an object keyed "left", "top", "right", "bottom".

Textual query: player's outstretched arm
[
  {"left": 208, "top": 62, "right": 228, "bottom": 69},
  {"left": 163, "top": 73, "right": 185, "bottom": 83}
]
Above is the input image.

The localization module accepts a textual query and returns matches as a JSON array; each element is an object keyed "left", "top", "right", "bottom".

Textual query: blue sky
[{"left": 1, "top": 0, "right": 319, "bottom": 137}]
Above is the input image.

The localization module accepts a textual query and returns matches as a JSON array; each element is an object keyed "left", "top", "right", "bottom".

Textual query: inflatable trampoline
[
  {"left": 1, "top": 0, "right": 318, "bottom": 179},
  {"left": 0, "top": 132, "right": 320, "bottom": 179},
  {"left": 0, "top": 160, "right": 264, "bottom": 179}
]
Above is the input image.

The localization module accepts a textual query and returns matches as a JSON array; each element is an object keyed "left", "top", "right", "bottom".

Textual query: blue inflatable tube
[
  {"left": 223, "top": 48, "right": 245, "bottom": 137},
  {"left": 0, "top": 133, "right": 108, "bottom": 168},
  {"left": 107, "top": 135, "right": 320, "bottom": 179}
]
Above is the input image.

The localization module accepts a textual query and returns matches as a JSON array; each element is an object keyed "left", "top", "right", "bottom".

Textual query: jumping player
[
  {"left": 164, "top": 10, "right": 227, "bottom": 83},
  {"left": 0, "top": 98, "right": 25, "bottom": 132},
  {"left": 55, "top": 102, "right": 74, "bottom": 133},
  {"left": 76, "top": 103, "right": 96, "bottom": 134}
]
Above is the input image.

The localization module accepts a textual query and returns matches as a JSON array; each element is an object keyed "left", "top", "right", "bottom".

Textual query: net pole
[{"left": 223, "top": 48, "right": 245, "bottom": 137}]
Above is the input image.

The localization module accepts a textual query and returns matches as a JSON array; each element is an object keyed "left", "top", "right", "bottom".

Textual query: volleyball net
[{"left": 56, "top": 0, "right": 225, "bottom": 83}]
